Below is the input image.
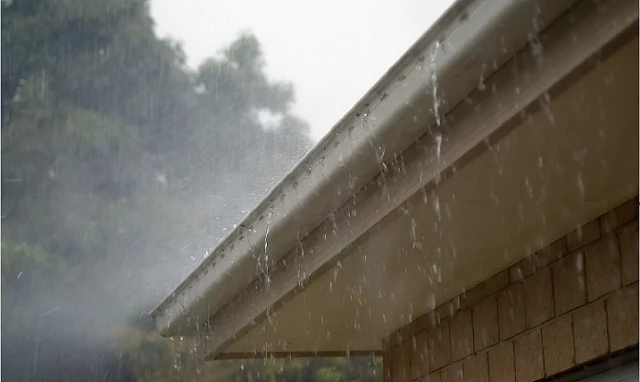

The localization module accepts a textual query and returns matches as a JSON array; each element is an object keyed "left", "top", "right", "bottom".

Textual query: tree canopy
[{"left": 1, "top": 0, "right": 380, "bottom": 381}]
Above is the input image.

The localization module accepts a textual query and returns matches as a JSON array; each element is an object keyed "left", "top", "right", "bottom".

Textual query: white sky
[{"left": 151, "top": 0, "right": 456, "bottom": 141}]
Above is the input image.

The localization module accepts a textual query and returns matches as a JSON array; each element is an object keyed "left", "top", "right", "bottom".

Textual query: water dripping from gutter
[{"left": 430, "top": 41, "right": 442, "bottom": 127}]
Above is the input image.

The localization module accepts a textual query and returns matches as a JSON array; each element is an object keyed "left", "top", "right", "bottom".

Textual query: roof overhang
[{"left": 151, "top": 0, "right": 639, "bottom": 360}]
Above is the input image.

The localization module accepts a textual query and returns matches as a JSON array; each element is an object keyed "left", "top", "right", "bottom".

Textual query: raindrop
[
  {"left": 576, "top": 173, "right": 585, "bottom": 195},
  {"left": 525, "top": 176, "right": 533, "bottom": 199},
  {"left": 478, "top": 77, "right": 486, "bottom": 91},
  {"left": 426, "top": 294, "right": 436, "bottom": 310},
  {"left": 575, "top": 253, "right": 584, "bottom": 272},
  {"left": 429, "top": 41, "right": 441, "bottom": 126},
  {"left": 539, "top": 92, "right": 555, "bottom": 125},
  {"left": 604, "top": 72, "right": 615, "bottom": 86}
]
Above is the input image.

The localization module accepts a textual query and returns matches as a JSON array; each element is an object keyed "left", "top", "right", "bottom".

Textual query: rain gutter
[{"left": 151, "top": 0, "right": 580, "bottom": 336}]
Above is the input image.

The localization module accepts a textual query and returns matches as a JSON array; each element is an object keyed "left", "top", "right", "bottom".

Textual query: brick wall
[{"left": 383, "top": 197, "right": 639, "bottom": 382}]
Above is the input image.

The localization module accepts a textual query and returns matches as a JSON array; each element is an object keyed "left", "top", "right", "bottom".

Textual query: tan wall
[{"left": 383, "top": 197, "right": 639, "bottom": 382}]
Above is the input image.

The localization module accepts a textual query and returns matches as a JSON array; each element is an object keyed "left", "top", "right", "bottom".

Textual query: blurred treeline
[{"left": 1, "top": 0, "right": 381, "bottom": 380}]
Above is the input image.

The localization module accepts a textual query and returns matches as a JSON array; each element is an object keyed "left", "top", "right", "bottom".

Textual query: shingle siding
[{"left": 384, "top": 197, "right": 638, "bottom": 382}]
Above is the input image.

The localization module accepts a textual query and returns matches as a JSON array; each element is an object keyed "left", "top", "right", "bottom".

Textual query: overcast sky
[{"left": 151, "top": 0, "right": 456, "bottom": 140}]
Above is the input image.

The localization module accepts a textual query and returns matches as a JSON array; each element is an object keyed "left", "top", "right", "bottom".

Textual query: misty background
[
  {"left": 151, "top": 0, "right": 455, "bottom": 140},
  {"left": 2, "top": 0, "right": 450, "bottom": 380}
]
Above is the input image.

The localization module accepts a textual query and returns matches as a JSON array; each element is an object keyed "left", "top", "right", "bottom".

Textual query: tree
[{"left": 1, "top": 0, "right": 378, "bottom": 381}]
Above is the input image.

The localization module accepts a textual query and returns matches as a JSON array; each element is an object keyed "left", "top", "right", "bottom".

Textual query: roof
[{"left": 151, "top": 0, "right": 638, "bottom": 359}]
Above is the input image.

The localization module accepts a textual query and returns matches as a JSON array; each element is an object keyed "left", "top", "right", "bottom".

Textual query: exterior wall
[{"left": 383, "top": 197, "right": 639, "bottom": 382}]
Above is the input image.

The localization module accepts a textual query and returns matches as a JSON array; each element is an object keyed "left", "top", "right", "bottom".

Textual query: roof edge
[{"left": 151, "top": 0, "right": 579, "bottom": 336}]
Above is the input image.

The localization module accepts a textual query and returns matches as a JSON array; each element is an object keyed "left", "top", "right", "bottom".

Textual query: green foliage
[
  {"left": 316, "top": 366, "right": 346, "bottom": 382},
  {"left": 210, "top": 356, "right": 380, "bottom": 382},
  {"left": 1, "top": 0, "right": 378, "bottom": 381},
  {"left": 2, "top": 238, "right": 53, "bottom": 287}
]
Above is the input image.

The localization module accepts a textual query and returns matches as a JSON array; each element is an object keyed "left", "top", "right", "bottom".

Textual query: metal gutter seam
[{"left": 151, "top": 0, "right": 579, "bottom": 336}]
